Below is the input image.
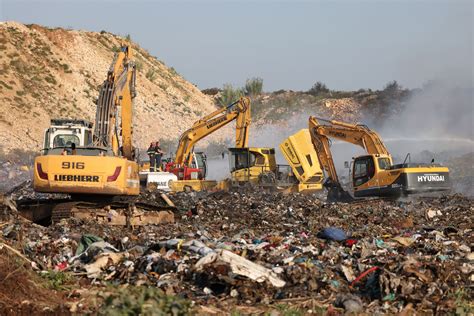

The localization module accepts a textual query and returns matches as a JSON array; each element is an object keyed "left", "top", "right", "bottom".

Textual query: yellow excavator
[
  {"left": 229, "top": 128, "right": 324, "bottom": 192},
  {"left": 307, "top": 116, "right": 451, "bottom": 201},
  {"left": 27, "top": 44, "right": 158, "bottom": 226},
  {"left": 147, "top": 96, "right": 323, "bottom": 192},
  {"left": 34, "top": 44, "right": 139, "bottom": 196},
  {"left": 143, "top": 97, "right": 251, "bottom": 191}
]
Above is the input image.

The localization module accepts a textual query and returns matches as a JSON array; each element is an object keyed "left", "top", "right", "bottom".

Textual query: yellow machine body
[
  {"left": 230, "top": 147, "right": 277, "bottom": 184},
  {"left": 34, "top": 154, "right": 139, "bottom": 195},
  {"left": 307, "top": 116, "right": 451, "bottom": 199},
  {"left": 169, "top": 179, "right": 218, "bottom": 192},
  {"left": 229, "top": 134, "right": 324, "bottom": 192},
  {"left": 33, "top": 44, "right": 140, "bottom": 197},
  {"left": 280, "top": 129, "right": 324, "bottom": 190},
  {"left": 351, "top": 154, "right": 450, "bottom": 197}
]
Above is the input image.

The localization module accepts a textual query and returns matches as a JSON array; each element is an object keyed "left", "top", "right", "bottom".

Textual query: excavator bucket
[{"left": 324, "top": 180, "right": 354, "bottom": 203}]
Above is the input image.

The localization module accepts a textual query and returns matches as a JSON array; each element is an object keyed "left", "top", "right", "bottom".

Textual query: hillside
[
  {"left": 250, "top": 86, "right": 409, "bottom": 127},
  {"left": 0, "top": 22, "right": 221, "bottom": 153}
]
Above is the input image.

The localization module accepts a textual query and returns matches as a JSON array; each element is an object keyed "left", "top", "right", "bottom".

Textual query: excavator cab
[
  {"left": 41, "top": 119, "right": 94, "bottom": 155},
  {"left": 229, "top": 147, "right": 277, "bottom": 185},
  {"left": 351, "top": 154, "right": 450, "bottom": 197}
]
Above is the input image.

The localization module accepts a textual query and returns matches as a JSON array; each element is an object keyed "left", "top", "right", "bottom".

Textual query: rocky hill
[
  {"left": 0, "top": 21, "right": 221, "bottom": 153},
  {"left": 249, "top": 86, "right": 409, "bottom": 128}
]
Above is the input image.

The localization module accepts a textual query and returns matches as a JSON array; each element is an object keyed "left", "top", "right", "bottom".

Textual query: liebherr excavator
[
  {"left": 307, "top": 116, "right": 451, "bottom": 201},
  {"left": 27, "top": 45, "right": 176, "bottom": 223},
  {"left": 34, "top": 44, "right": 139, "bottom": 196}
]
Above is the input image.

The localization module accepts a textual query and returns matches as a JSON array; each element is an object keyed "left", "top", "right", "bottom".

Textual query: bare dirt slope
[{"left": 0, "top": 21, "right": 223, "bottom": 152}]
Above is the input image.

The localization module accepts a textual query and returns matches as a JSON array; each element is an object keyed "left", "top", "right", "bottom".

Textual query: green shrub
[
  {"left": 169, "top": 67, "right": 178, "bottom": 76},
  {"left": 99, "top": 286, "right": 191, "bottom": 315},
  {"left": 135, "top": 61, "right": 143, "bottom": 71},
  {"left": 307, "top": 81, "right": 330, "bottom": 96},
  {"left": 145, "top": 68, "right": 157, "bottom": 81},
  {"left": 218, "top": 84, "right": 244, "bottom": 107},
  {"left": 0, "top": 80, "right": 13, "bottom": 90},
  {"left": 61, "top": 63, "right": 72, "bottom": 73},
  {"left": 41, "top": 271, "right": 74, "bottom": 291},
  {"left": 111, "top": 45, "right": 121, "bottom": 53},
  {"left": 158, "top": 83, "right": 168, "bottom": 91},
  {"left": 244, "top": 77, "right": 264, "bottom": 96},
  {"left": 44, "top": 75, "right": 57, "bottom": 85}
]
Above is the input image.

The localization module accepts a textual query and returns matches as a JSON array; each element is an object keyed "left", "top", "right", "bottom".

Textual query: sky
[{"left": 1, "top": 0, "right": 472, "bottom": 91}]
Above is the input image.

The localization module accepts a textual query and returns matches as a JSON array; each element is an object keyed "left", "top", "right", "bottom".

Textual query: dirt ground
[{"left": 0, "top": 250, "right": 69, "bottom": 315}]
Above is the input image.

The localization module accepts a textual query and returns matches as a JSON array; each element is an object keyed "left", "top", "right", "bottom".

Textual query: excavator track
[{"left": 16, "top": 195, "right": 176, "bottom": 226}]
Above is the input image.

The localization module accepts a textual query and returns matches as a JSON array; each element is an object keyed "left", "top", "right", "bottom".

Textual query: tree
[
  {"left": 218, "top": 84, "right": 244, "bottom": 107},
  {"left": 244, "top": 77, "right": 263, "bottom": 96},
  {"left": 382, "top": 80, "right": 401, "bottom": 98},
  {"left": 307, "top": 81, "right": 330, "bottom": 96}
]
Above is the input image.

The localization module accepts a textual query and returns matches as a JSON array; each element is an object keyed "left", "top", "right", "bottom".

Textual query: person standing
[
  {"left": 147, "top": 142, "right": 156, "bottom": 171},
  {"left": 71, "top": 143, "right": 77, "bottom": 155},
  {"left": 154, "top": 140, "right": 164, "bottom": 171}
]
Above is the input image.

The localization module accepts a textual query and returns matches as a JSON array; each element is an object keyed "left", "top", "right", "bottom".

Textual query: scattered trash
[
  {"left": 0, "top": 188, "right": 472, "bottom": 314},
  {"left": 335, "top": 293, "right": 363, "bottom": 314}
]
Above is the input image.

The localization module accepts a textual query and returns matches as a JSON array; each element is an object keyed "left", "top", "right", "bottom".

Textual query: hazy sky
[{"left": 1, "top": 0, "right": 472, "bottom": 91}]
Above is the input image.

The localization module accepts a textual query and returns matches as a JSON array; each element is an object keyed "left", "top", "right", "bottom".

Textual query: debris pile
[{"left": 1, "top": 190, "right": 472, "bottom": 313}]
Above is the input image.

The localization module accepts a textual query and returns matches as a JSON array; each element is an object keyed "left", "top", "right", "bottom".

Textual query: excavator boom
[
  {"left": 310, "top": 116, "right": 390, "bottom": 156},
  {"left": 174, "top": 97, "right": 251, "bottom": 167},
  {"left": 94, "top": 45, "right": 136, "bottom": 159}
]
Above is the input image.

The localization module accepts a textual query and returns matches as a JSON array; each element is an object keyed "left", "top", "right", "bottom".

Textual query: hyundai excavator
[
  {"left": 307, "top": 116, "right": 451, "bottom": 201},
  {"left": 143, "top": 97, "right": 251, "bottom": 191},
  {"left": 28, "top": 45, "right": 173, "bottom": 224}
]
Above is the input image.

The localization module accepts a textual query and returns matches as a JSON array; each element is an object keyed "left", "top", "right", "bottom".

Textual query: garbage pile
[
  {"left": 1, "top": 190, "right": 473, "bottom": 314},
  {"left": 0, "top": 162, "right": 31, "bottom": 193}
]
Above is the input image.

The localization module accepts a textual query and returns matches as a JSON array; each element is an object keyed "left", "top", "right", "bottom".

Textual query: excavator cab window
[
  {"left": 84, "top": 130, "right": 93, "bottom": 146},
  {"left": 43, "top": 130, "right": 51, "bottom": 149},
  {"left": 53, "top": 135, "right": 80, "bottom": 148},
  {"left": 255, "top": 154, "right": 266, "bottom": 165},
  {"left": 229, "top": 149, "right": 256, "bottom": 172},
  {"left": 353, "top": 156, "right": 375, "bottom": 186},
  {"left": 378, "top": 157, "right": 391, "bottom": 170}
]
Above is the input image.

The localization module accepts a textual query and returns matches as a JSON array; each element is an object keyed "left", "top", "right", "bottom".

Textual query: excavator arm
[
  {"left": 310, "top": 116, "right": 390, "bottom": 156},
  {"left": 308, "top": 117, "right": 339, "bottom": 185},
  {"left": 93, "top": 44, "right": 136, "bottom": 160},
  {"left": 174, "top": 97, "right": 251, "bottom": 166},
  {"left": 308, "top": 116, "right": 396, "bottom": 202}
]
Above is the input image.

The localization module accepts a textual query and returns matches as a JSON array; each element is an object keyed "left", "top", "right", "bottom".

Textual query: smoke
[
  {"left": 249, "top": 112, "right": 313, "bottom": 162},
  {"left": 378, "top": 74, "right": 474, "bottom": 163}
]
